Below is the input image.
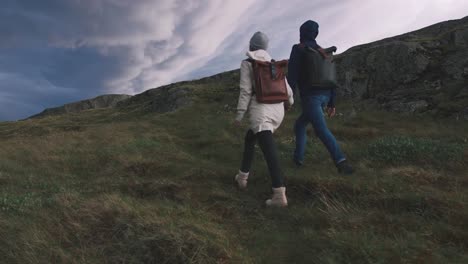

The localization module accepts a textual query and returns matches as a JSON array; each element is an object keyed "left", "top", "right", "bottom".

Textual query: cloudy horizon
[{"left": 1, "top": 0, "right": 468, "bottom": 121}]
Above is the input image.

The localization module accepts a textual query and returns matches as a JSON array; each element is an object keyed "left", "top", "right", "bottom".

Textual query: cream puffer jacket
[{"left": 235, "top": 50, "right": 294, "bottom": 133}]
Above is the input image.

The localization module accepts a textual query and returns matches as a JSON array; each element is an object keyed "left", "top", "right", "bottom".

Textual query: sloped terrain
[{"left": 0, "top": 72, "right": 467, "bottom": 263}]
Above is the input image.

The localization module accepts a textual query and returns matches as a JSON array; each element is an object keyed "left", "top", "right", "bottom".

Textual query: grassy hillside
[{"left": 0, "top": 76, "right": 467, "bottom": 263}]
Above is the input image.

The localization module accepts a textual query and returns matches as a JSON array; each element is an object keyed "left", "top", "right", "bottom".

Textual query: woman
[{"left": 234, "top": 31, "right": 294, "bottom": 207}]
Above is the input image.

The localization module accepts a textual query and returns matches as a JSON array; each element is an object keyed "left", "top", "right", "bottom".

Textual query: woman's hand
[
  {"left": 233, "top": 119, "right": 242, "bottom": 127},
  {"left": 326, "top": 107, "right": 336, "bottom": 117}
]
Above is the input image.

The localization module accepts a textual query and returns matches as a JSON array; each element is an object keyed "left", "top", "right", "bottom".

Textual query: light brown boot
[
  {"left": 265, "top": 187, "right": 288, "bottom": 207},
  {"left": 234, "top": 170, "right": 249, "bottom": 189}
]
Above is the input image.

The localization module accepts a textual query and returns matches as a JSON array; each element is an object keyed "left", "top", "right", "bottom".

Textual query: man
[{"left": 287, "top": 20, "right": 354, "bottom": 174}]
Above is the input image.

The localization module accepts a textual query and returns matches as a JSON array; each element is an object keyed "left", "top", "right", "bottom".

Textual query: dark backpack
[
  {"left": 246, "top": 58, "right": 289, "bottom": 104},
  {"left": 298, "top": 44, "right": 338, "bottom": 89}
]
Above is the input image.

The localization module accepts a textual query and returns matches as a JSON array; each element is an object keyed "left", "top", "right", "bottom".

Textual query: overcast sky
[{"left": 1, "top": 0, "right": 467, "bottom": 121}]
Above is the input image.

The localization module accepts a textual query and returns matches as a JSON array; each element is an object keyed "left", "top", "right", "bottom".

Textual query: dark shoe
[
  {"left": 293, "top": 157, "right": 303, "bottom": 168},
  {"left": 337, "top": 160, "right": 354, "bottom": 175}
]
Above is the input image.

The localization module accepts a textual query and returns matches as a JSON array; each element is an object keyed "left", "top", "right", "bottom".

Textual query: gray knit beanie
[{"left": 249, "top": 31, "right": 269, "bottom": 51}]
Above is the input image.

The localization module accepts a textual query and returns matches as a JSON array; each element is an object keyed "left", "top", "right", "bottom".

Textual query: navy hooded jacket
[{"left": 287, "top": 20, "right": 336, "bottom": 108}]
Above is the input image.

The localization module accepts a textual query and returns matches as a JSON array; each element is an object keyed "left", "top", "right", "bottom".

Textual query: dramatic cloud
[{"left": 1, "top": 0, "right": 467, "bottom": 120}]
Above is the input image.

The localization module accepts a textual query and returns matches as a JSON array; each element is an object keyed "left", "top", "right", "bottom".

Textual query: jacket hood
[
  {"left": 249, "top": 31, "right": 269, "bottom": 51},
  {"left": 300, "top": 20, "right": 319, "bottom": 42},
  {"left": 246, "top": 50, "right": 272, "bottom": 62}
]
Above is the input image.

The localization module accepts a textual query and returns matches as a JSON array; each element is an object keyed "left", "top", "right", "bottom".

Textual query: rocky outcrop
[
  {"left": 335, "top": 16, "right": 468, "bottom": 117},
  {"left": 30, "top": 94, "right": 132, "bottom": 118}
]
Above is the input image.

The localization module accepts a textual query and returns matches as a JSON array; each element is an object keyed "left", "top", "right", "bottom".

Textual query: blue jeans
[{"left": 294, "top": 91, "right": 346, "bottom": 165}]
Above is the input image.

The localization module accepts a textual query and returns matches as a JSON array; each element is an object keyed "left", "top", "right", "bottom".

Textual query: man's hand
[
  {"left": 284, "top": 101, "right": 291, "bottom": 111},
  {"left": 326, "top": 107, "right": 336, "bottom": 118},
  {"left": 233, "top": 119, "right": 242, "bottom": 127}
]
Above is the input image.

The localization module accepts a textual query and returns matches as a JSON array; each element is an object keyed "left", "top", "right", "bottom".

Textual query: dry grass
[{"left": 0, "top": 80, "right": 467, "bottom": 263}]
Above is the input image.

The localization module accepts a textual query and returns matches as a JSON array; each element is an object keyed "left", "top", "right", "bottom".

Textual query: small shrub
[{"left": 367, "top": 136, "right": 465, "bottom": 166}]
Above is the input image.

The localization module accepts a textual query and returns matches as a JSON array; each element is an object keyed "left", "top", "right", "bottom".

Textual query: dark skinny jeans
[{"left": 240, "top": 129, "right": 284, "bottom": 188}]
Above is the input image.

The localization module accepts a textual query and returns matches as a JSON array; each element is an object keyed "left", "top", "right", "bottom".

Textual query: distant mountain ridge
[
  {"left": 30, "top": 94, "right": 132, "bottom": 119},
  {"left": 29, "top": 16, "right": 468, "bottom": 120}
]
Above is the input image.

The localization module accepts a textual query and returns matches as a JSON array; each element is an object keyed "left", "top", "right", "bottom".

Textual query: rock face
[
  {"left": 335, "top": 16, "right": 468, "bottom": 116},
  {"left": 30, "top": 94, "right": 132, "bottom": 118}
]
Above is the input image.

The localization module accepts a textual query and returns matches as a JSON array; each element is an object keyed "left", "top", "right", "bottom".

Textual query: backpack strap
[
  {"left": 298, "top": 43, "right": 329, "bottom": 59},
  {"left": 270, "top": 59, "right": 277, "bottom": 80},
  {"left": 317, "top": 48, "right": 329, "bottom": 59},
  {"left": 243, "top": 58, "right": 256, "bottom": 95},
  {"left": 244, "top": 58, "right": 255, "bottom": 64}
]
